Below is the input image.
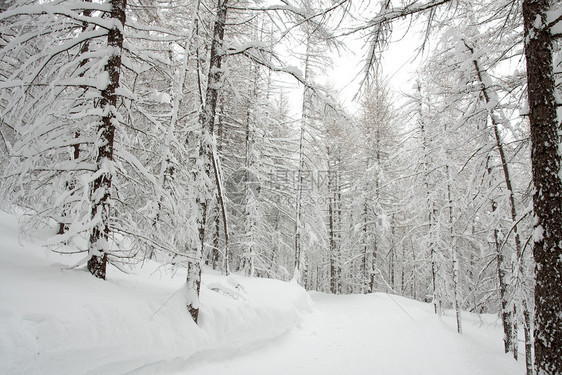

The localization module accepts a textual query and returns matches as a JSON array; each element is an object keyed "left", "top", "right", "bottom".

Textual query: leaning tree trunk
[
  {"left": 187, "top": 0, "right": 229, "bottom": 323},
  {"left": 465, "top": 43, "right": 514, "bottom": 355},
  {"left": 87, "top": 0, "right": 126, "bottom": 279},
  {"left": 523, "top": 1, "right": 562, "bottom": 373},
  {"left": 211, "top": 143, "right": 230, "bottom": 275},
  {"left": 466, "top": 44, "right": 532, "bottom": 368},
  {"left": 212, "top": 97, "right": 229, "bottom": 274}
]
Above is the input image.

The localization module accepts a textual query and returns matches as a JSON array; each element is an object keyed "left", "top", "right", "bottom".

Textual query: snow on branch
[
  {"left": 125, "top": 22, "right": 189, "bottom": 39},
  {"left": 242, "top": 48, "right": 344, "bottom": 116},
  {"left": 7, "top": 29, "right": 108, "bottom": 89},
  {"left": 225, "top": 41, "right": 269, "bottom": 56},
  {"left": 354, "top": 0, "right": 452, "bottom": 33},
  {"left": 229, "top": 0, "right": 345, "bottom": 47},
  {"left": 547, "top": 5, "right": 562, "bottom": 37},
  {"left": 0, "top": 3, "right": 115, "bottom": 30},
  {"left": 228, "top": 0, "right": 347, "bottom": 18},
  {"left": 344, "top": 0, "right": 452, "bottom": 96}
]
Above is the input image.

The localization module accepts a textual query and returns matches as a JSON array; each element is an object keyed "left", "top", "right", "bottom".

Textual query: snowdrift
[{"left": 0, "top": 211, "right": 313, "bottom": 375}]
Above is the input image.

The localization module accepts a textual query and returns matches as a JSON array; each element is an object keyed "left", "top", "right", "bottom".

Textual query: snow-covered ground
[
  {"left": 181, "top": 293, "right": 524, "bottom": 375},
  {"left": 0, "top": 210, "right": 524, "bottom": 374}
]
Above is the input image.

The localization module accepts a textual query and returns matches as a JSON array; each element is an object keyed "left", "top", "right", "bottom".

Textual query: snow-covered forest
[{"left": 0, "top": 0, "right": 561, "bottom": 374}]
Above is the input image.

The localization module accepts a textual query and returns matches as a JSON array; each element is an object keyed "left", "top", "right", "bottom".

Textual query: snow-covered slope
[
  {"left": 0, "top": 211, "right": 312, "bottom": 375},
  {"left": 0, "top": 210, "right": 524, "bottom": 374}
]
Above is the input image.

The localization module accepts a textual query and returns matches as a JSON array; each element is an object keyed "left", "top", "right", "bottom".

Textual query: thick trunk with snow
[
  {"left": 523, "top": 0, "right": 562, "bottom": 373},
  {"left": 187, "top": 0, "right": 229, "bottom": 323},
  {"left": 87, "top": 0, "right": 126, "bottom": 279}
]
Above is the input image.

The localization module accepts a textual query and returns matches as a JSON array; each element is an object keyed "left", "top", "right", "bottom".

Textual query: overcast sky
[
  {"left": 324, "top": 18, "right": 427, "bottom": 113},
  {"left": 278, "top": 11, "right": 429, "bottom": 118}
]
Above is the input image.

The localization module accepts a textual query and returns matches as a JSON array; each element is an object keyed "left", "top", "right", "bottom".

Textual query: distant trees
[
  {"left": 346, "top": 0, "right": 561, "bottom": 373},
  {"left": 355, "top": 81, "right": 396, "bottom": 294},
  {"left": 396, "top": 4, "right": 533, "bottom": 367}
]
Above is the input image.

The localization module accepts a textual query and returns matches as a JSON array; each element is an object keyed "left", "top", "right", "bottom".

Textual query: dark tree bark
[
  {"left": 523, "top": 0, "right": 562, "bottom": 373},
  {"left": 327, "top": 148, "right": 337, "bottom": 294},
  {"left": 466, "top": 44, "right": 533, "bottom": 368},
  {"left": 416, "top": 83, "right": 440, "bottom": 314},
  {"left": 446, "top": 161, "right": 462, "bottom": 334},
  {"left": 466, "top": 43, "right": 516, "bottom": 355},
  {"left": 187, "top": 0, "right": 229, "bottom": 323},
  {"left": 362, "top": 201, "right": 370, "bottom": 293},
  {"left": 87, "top": 0, "right": 126, "bottom": 279},
  {"left": 493, "top": 202, "right": 514, "bottom": 353}
]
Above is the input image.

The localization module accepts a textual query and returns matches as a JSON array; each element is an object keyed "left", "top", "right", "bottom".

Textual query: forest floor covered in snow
[{"left": 0, "top": 210, "right": 524, "bottom": 375}]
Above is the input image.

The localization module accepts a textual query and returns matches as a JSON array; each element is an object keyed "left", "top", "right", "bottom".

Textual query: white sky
[
  {"left": 325, "top": 19, "right": 427, "bottom": 113},
  {"left": 281, "top": 18, "right": 427, "bottom": 117}
]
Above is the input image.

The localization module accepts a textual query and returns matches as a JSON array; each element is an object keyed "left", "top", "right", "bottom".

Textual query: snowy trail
[
  {"left": 0, "top": 210, "right": 523, "bottom": 375},
  {"left": 133, "top": 292, "right": 523, "bottom": 375}
]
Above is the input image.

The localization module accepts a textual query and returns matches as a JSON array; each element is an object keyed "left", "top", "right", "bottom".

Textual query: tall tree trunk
[
  {"left": 87, "top": 0, "right": 126, "bottom": 279},
  {"left": 293, "top": 36, "right": 311, "bottom": 285},
  {"left": 211, "top": 142, "right": 229, "bottom": 275},
  {"left": 370, "top": 235, "right": 378, "bottom": 292},
  {"left": 465, "top": 40, "right": 528, "bottom": 360},
  {"left": 523, "top": 1, "right": 562, "bottom": 373},
  {"left": 492, "top": 203, "right": 514, "bottom": 352},
  {"left": 523, "top": 300, "right": 533, "bottom": 375},
  {"left": 242, "top": 62, "right": 259, "bottom": 277},
  {"left": 328, "top": 150, "right": 337, "bottom": 294},
  {"left": 389, "top": 216, "right": 395, "bottom": 291},
  {"left": 400, "top": 239, "right": 405, "bottom": 294},
  {"left": 214, "top": 97, "right": 229, "bottom": 273},
  {"left": 293, "top": 114, "right": 305, "bottom": 283},
  {"left": 362, "top": 201, "right": 370, "bottom": 293},
  {"left": 417, "top": 83, "right": 439, "bottom": 314},
  {"left": 335, "top": 153, "right": 342, "bottom": 294},
  {"left": 188, "top": 0, "right": 229, "bottom": 323},
  {"left": 411, "top": 238, "right": 417, "bottom": 299},
  {"left": 446, "top": 162, "right": 462, "bottom": 334}
]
